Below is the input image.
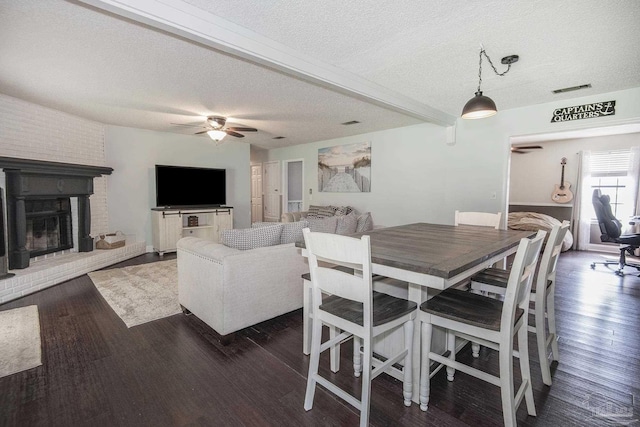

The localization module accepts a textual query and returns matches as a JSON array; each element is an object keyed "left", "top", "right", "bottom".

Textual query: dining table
[{"left": 298, "top": 222, "right": 535, "bottom": 404}]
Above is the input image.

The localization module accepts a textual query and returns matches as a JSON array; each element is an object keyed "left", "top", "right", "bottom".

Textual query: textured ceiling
[{"left": 1, "top": 0, "right": 639, "bottom": 149}]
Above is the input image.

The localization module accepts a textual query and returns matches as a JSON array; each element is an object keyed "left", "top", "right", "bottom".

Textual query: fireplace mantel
[{"left": 0, "top": 157, "right": 113, "bottom": 269}]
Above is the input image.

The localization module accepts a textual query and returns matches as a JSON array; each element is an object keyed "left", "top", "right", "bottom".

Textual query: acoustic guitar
[{"left": 551, "top": 157, "right": 574, "bottom": 204}]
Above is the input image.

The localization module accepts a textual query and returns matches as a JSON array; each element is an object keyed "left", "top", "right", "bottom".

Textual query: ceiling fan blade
[
  {"left": 171, "top": 122, "right": 206, "bottom": 128},
  {"left": 195, "top": 130, "right": 209, "bottom": 135},
  {"left": 225, "top": 130, "right": 245, "bottom": 138},
  {"left": 513, "top": 145, "right": 543, "bottom": 150},
  {"left": 511, "top": 149, "right": 526, "bottom": 154},
  {"left": 226, "top": 127, "right": 257, "bottom": 132}
]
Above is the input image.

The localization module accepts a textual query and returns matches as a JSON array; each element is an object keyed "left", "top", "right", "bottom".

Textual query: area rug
[
  {"left": 0, "top": 305, "right": 42, "bottom": 378},
  {"left": 88, "top": 259, "right": 180, "bottom": 328}
]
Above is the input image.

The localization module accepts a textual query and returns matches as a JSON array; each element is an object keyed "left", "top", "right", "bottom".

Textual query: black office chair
[{"left": 590, "top": 189, "right": 640, "bottom": 276}]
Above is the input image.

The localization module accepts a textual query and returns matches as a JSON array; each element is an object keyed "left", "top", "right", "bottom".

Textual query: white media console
[{"left": 151, "top": 206, "right": 233, "bottom": 256}]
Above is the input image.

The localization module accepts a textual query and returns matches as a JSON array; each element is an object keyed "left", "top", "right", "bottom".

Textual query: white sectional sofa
[{"left": 177, "top": 236, "right": 308, "bottom": 340}]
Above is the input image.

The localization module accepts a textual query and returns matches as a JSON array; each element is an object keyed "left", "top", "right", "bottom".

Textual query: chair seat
[
  {"left": 320, "top": 291, "right": 417, "bottom": 327},
  {"left": 471, "top": 267, "right": 552, "bottom": 293},
  {"left": 420, "top": 288, "right": 523, "bottom": 331}
]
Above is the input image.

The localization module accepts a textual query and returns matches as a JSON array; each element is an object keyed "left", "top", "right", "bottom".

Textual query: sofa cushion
[
  {"left": 307, "top": 205, "right": 337, "bottom": 219},
  {"left": 252, "top": 220, "right": 310, "bottom": 244},
  {"left": 307, "top": 216, "right": 338, "bottom": 233},
  {"left": 356, "top": 212, "right": 374, "bottom": 232},
  {"left": 336, "top": 212, "right": 358, "bottom": 235},
  {"left": 221, "top": 224, "right": 284, "bottom": 250}
]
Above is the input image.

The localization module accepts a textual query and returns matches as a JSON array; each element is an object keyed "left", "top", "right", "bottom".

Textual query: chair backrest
[
  {"left": 536, "top": 221, "right": 570, "bottom": 292},
  {"left": 302, "top": 228, "right": 373, "bottom": 323},
  {"left": 592, "top": 189, "right": 622, "bottom": 240},
  {"left": 454, "top": 210, "right": 502, "bottom": 229},
  {"left": 501, "top": 230, "right": 546, "bottom": 331}
]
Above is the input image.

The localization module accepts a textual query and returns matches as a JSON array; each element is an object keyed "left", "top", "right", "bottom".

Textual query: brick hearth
[{"left": 0, "top": 241, "right": 146, "bottom": 304}]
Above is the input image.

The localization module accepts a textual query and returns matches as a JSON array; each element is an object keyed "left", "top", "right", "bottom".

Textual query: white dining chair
[
  {"left": 419, "top": 230, "right": 545, "bottom": 427},
  {"left": 455, "top": 210, "right": 504, "bottom": 270},
  {"left": 454, "top": 210, "right": 502, "bottom": 229},
  {"left": 469, "top": 221, "right": 570, "bottom": 386},
  {"left": 302, "top": 228, "right": 417, "bottom": 427}
]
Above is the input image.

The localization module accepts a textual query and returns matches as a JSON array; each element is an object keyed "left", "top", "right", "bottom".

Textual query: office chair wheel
[
  {"left": 590, "top": 263, "right": 596, "bottom": 269},
  {"left": 615, "top": 270, "right": 624, "bottom": 277}
]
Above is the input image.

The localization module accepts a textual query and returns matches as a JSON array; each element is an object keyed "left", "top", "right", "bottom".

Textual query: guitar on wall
[{"left": 551, "top": 157, "right": 574, "bottom": 204}]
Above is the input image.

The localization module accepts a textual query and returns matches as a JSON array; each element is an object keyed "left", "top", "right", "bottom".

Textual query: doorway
[
  {"left": 283, "top": 159, "right": 304, "bottom": 214},
  {"left": 250, "top": 163, "right": 263, "bottom": 223}
]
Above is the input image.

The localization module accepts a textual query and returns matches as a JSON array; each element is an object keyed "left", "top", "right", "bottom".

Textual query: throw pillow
[
  {"left": 336, "top": 212, "right": 358, "bottom": 235},
  {"left": 280, "top": 220, "right": 309, "bottom": 244},
  {"left": 356, "top": 212, "right": 374, "bottom": 232},
  {"left": 220, "top": 224, "right": 284, "bottom": 250},
  {"left": 251, "top": 220, "right": 310, "bottom": 244},
  {"left": 307, "top": 216, "right": 338, "bottom": 233},
  {"left": 306, "top": 205, "right": 337, "bottom": 219},
  {"left": 332, "top": 205, "right": 354, "bottom": 216}
]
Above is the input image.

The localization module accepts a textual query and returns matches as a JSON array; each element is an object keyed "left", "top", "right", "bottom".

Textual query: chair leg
[
  {"left": 547, "top": 286, "right": 560, "bottom": 362},
  {"left": 359, "top": 336, "right": 373, "bottom": 427},
  {"left": 499, "top": 339, "right": 516, "bottom": 427},
  {"left": 329, "top": 326, "right": 340, "bottom": 373},
  {"left": 304, "top": 312, "right": 324, "bottom": 411},
  {"left": 353, "top": 336, "right": 362, "bottom": 377},
  {"left": 535, "top": 298, "right": 552, "bottom": 386},
  {"left": 402, "top": 320, "right": 414, "bottom": 406},
  {"left": 446, "top": 331, "right": 456, "bottom": 381},
  {"left": 302, "top": 280, "right": 312, "bottom": 355},
  {"left": 517, "top": 326, "right": 537, "bottom": 416},
  {"left": 419, "top": 322, "right": 433, "bottom": 411},
  {"left": 471, "top": 342, "right": 480, "bottom": 358}
]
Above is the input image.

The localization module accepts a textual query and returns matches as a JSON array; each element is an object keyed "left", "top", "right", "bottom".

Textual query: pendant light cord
[{"left": 477, "top": 49, "right": 513, "bottom": 93}]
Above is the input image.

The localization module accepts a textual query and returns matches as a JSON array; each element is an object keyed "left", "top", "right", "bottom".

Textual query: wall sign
[{"left": 551, "top": 100, "right": 616, "bottom": 123}]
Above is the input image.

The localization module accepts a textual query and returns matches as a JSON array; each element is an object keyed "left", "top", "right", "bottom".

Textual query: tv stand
[{"left": 151, "top": 206, "right": 233, "bottom": 256}]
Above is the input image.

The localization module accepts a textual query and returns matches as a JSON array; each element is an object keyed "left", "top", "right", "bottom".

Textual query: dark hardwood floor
[{"left": 1, "top": 251, "right": 639, "bottom": 426}]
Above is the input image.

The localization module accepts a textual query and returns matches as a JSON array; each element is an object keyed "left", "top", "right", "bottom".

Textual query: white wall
[
  {"left": 0, "top": 93, "right": 109, "bottom": 237},
  {"left": 510, "top": 133, "right": 640, "bottom": 204},
  {"left": 268, "top": 87, "right": 640, "bottom": 227},
  {"left": 104, "top": 126, "right": 251, "bottom": 247}
]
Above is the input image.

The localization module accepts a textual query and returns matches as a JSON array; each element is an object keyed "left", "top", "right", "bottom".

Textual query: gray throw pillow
[
  {"left": 356, "top": 212, "right": 373, "bottom": 232},
  {"left": 336, "top": 212, "right": 358, "bottom": 235},
  {"left": 220, "top": 224, "right": 284, "bottom": 250},
  {"left": 251, "top": 220, "right": 310, "bottom": 244},
  {"left": 307, "top": 205, "right": 337, "bottom": 219},
  {"left": 333, "top": 206, "right": 354, "bottom": 216},
  {"left": 307, "top": 216, "right": 338, "bottom": 233}
]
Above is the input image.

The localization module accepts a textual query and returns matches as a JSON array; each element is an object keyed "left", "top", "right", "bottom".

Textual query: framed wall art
[{"left": 318, "top": 141, "right": 371, "bottom": 192}]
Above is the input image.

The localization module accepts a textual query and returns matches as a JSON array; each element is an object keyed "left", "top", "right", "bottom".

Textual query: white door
[
  {"left": 251, "top": 164, "right": 263, "bottom": 223},
  {"left": 263, "top": 161, "right": 281, "bottom": 222}
]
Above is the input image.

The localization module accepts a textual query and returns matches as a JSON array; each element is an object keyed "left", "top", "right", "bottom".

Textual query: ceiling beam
[{"left": 78, "top": 0, "right": 456, "bottom": 126}]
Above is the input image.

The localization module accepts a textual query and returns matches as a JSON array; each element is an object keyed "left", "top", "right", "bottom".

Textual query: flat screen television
[{"left": 155, "top": 165, "right": 226, "bottom": 208}]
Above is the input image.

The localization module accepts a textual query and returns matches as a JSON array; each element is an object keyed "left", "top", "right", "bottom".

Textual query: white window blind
[{"left": 589, "top": 149, "right": 631, "bottom": 177}]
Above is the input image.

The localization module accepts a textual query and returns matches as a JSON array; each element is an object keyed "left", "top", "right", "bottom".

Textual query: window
[{"left": 588, "top": 149, "right": 635, "bottom": 221}]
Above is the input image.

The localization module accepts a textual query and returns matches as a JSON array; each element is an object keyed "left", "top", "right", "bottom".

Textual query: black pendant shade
[{"left": 461, "top": 91, "right": 497, "bottom": 119}]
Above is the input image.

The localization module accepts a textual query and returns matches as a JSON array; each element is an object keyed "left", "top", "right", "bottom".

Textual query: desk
[{"left": 299, "top": 222, "right": 534, "bottom": 403}]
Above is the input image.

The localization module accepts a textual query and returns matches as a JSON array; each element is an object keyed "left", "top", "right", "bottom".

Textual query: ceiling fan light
[
  {"left": 207, "top": 130, "right": 227, "bottom": 142},
  {"left": 461, "top": 91, "right": 497, "bottom": 119}
]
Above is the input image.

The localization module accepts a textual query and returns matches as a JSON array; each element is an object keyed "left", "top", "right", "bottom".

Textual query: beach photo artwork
[{"left": 318, "top": 142, "right": 371, "bottom": 192}]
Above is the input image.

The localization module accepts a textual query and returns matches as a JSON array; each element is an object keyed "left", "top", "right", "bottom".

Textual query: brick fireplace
[{"left": 0, "top": 157, "right": 113, "bottom": 269}]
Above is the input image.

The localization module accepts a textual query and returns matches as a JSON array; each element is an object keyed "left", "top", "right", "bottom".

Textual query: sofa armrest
[{"left": 281, "top": 211, "right": 308, "bottom": 223}]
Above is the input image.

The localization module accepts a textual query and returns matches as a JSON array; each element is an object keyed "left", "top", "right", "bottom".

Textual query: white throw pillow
[{"left": 220, "top": 224, "right": 284, "bottom": 250}]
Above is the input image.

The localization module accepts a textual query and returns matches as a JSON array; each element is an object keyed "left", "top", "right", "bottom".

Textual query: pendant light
[{"left": 461, "top": 47, "right": 519, "bottom": 119}]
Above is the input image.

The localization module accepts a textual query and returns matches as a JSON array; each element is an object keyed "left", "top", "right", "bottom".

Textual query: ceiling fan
[
  {"left": 176, "top": 116, "right": 258, "bottom": 142},
  {"left": 511, "top": 145, "right": 543, "bottom": 154}
]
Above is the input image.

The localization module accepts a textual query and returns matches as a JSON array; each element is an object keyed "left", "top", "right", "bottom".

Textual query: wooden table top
[{"left": 298, "top": 223, "right": 534, "bottom": 279}]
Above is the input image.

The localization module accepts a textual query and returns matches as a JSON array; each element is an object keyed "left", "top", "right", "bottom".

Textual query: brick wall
[{"left": 0, "top": 93, "right": 109, "bottom": 237}]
